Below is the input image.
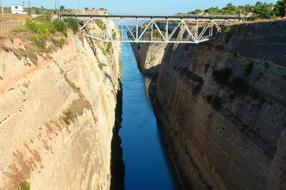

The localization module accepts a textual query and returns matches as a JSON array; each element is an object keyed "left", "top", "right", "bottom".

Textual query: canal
[{"left": 119, "top": 41, "right": 177, "bottom": 190}]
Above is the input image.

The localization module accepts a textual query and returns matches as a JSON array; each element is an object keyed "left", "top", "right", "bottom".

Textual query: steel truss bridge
[{"left": 61, "top": 14, "right": 246, "bottom": 44}]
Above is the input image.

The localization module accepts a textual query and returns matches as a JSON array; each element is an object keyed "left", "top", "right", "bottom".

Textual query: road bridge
[{"left": 61, "top": 14, "right": 247, "bottom": 44}]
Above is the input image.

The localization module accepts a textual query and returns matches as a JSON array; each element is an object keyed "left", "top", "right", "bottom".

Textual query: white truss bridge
[{"left": 61, "top": 14, "right": 247, "bottom": 44}]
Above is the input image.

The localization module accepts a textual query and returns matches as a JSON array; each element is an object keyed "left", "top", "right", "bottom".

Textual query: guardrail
[
  {"left": 0, "top": 21, "right": 24, "bottom": 33},
  {"left": 60, "top": 13, "right": 249, "bottom": 22}
]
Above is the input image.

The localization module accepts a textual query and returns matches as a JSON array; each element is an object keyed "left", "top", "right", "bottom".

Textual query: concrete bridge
[{"left": 61, "top": 14, "right": 247, "bottom": 44}]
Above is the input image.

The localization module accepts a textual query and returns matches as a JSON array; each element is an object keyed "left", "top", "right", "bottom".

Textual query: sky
[{"left": 4, "top": 0, "right": 278, "bottom": 15}]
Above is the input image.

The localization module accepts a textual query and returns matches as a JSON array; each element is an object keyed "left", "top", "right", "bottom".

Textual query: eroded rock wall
[
  {"left": 137, "top": 21, "right": 286, "bottom": 190},
  {"left": 0, "top": 25, "right": 121, "bottom": 189}
]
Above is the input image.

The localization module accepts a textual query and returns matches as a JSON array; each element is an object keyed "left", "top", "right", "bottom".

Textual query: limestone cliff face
[
  {"left": 136, "top": 21, "right": 286, "bottom": 190},
  {"left": 132, "top": 43, "right": 166, "bottom": 77},
  {"left": 0, "top": 26, "right": 121, "bottom": 189}
]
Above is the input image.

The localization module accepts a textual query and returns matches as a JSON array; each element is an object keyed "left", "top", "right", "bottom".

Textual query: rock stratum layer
[
  {"left": 0, "top": 22, "right": 121, "bottom": 189},
  {"left": 136, "top": 21, "right": 286, "bottom": 190}
]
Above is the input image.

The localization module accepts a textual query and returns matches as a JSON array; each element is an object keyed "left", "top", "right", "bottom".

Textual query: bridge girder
[{"left": 61, "top": 14, "right": 245, "bottom": 44}]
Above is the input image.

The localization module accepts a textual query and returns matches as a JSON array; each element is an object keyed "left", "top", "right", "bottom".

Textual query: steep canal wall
[
  {"left": 0, "top": 20, "right": 121, "bottom": 189},
  {"left": 134, "top": 21, "right": 286, "bottom": 190}
]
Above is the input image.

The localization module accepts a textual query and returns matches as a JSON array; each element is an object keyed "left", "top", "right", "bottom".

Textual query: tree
[
  {"left": 252, "top": 1, "right": 273, "bottom": 19},
  {"left": 205, "top": 7, "right": 221, "bottom": 15},
  {"left": 274, "top": 0, "right": 286, "bottom": 17},
  {"left": 60, "top": 5, "right": 65, "bottom": 11},
  {"left": 240, "top": 4, "right": 253, "bottom": 14},
  {"left": 190, "top": 9, "right": 203, "bottom": 15},
  {"left": 222, "top": 3, "right": 238, "bottom": 14}
]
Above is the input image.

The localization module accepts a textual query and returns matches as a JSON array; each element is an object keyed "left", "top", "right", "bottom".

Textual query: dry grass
[{"left": 0, "top": 14, "right": 28, "bottom": 22}]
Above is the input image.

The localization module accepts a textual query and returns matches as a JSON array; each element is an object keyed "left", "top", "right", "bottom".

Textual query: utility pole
[
  {"left": 54, "top": 0, "right": 57, "bottom": 14},
  {"left": 28, "top": 0, "right": 31, "bottom": 17},
  {"left": 0, "top": 0, "right": 3, "bottom": 17}
]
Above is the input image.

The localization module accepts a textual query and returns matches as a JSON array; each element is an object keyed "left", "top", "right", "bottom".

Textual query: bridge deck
[{"left": 61, "top": 14, "right": 247, "bottom": 21}]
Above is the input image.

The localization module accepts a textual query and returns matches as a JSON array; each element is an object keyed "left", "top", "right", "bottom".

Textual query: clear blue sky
[{"left": 4, "top": 0, "right": 278, "bottom": 14}]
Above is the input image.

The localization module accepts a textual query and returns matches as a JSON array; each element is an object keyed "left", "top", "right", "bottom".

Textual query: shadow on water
[
  {"left": 110, "top": 29, "right": 181, "bottom": 189},
  {"left": 110, "top": 82, "right": 125, "bottom": 190}
]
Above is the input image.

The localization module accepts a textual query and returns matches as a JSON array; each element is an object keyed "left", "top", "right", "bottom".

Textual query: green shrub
[
  {"left": 20, "top": 181, "right": 30, "bottom": 190},
  {"left": 53, "top": 19, "right": 67, "bottom": 35},
  {"left": 98, "top": 62, "right": 107, "bottom": 70},
  {"left": 63, "top": 110, "right": 75, "bottom": 125},
  {"left": 224, "top": 25, "right": 233, "bottom": 33},
  {"left": 106, "top": 42, "right": 112, "bottom": 53},
  {"left": 153, "top": 30, "right": 162, "bottom": 39},
  {"left": 25, "top": 17, "right": 70, "bottom": 50},
  {"left": 31, "top": 34, "right": 49, "bottom": 49},
  {"left": 95, "top": 19, "right": 105, "bottom": 30},
  {"left": 212, "top": 68, "right": 232, "bottom": 86},
  {"left": 99, "top": 8, "right": 107, "bottom": 11},
  {"left": 52, "top": 38, "right": 66, "bottom": 48},
  {"left": 26, "top": 19, "right": 49, "bottom": 34},
  {"left": 112, "top": 31, "right": 117, "bottom": 40},
  {"left": 47, "top": 23, "right": 56, "bottom": 34},
  {"left": 26, "top": 18, "right": 68, "bottom": 36},
  {"left": 64, "top": 18, "right": 79, "bottom": 33}
]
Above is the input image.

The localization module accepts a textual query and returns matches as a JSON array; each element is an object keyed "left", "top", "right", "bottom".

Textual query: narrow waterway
[{"left": 119, "top": 41, "right": 177, "bottom": 190}]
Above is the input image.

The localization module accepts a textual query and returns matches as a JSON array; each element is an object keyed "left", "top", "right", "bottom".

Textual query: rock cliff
[
  {"left": 135, "top": 21, "right": 286, "bottom": 190},
  {"left": 133, "top": 43, "right": 166, "bottom": 77},
  {"left": 0, "top": 22, "right": 121, "bottom": 189}
]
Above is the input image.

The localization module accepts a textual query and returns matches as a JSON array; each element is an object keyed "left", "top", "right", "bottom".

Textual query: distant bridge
[{"left": 61, "top": 14, "right": 247, "bottom": 44}]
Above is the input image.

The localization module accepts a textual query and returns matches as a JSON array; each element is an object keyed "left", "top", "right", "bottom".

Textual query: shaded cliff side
[
  {"left": 0, "top": 21, "right": 121, "bottom": 189},
  {"left": 136, "top": 20, "right": 286, "bottom": 190},
  {"left": 132, "top": 43, "right": 166, "bottom": 77}
]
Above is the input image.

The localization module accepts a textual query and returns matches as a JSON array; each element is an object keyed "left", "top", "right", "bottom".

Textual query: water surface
[{"left": 120, "top": 41, "right": 177, "bottom": 190}]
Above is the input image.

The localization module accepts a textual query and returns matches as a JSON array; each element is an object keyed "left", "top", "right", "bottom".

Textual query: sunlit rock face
[
  {"left": 0, "top": 22, "right": 121, "bottom": 190},
  {"left": 135, "top": 21, "right": 286, "bottom": 190}
]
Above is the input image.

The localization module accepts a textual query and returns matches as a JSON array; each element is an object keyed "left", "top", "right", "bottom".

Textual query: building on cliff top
[{"left": 10, "top": 4, "right": 27, "bottom": 14}]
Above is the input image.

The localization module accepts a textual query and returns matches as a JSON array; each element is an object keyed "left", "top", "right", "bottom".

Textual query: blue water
[{"left": 120, "top": 41, "right": 177, "bottom": 190}]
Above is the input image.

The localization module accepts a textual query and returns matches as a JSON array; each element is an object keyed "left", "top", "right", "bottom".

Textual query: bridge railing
[
  {"left": 0, "top": 20, "right": 24, "bottom": 33},
  {"left": 61, "top": 13, "right": 247, "bottom": 21}
]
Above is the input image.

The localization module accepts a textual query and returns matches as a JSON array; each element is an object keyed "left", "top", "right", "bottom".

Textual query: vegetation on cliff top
[
  {"left": 186, "top": 0, "right": 286, "bottom": 19},
  {"left": 25, "top": 14, "right": 79, "bottom": 50},
  {"left": 0, "top": 14, "right": 80, "bottom": 65}
]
